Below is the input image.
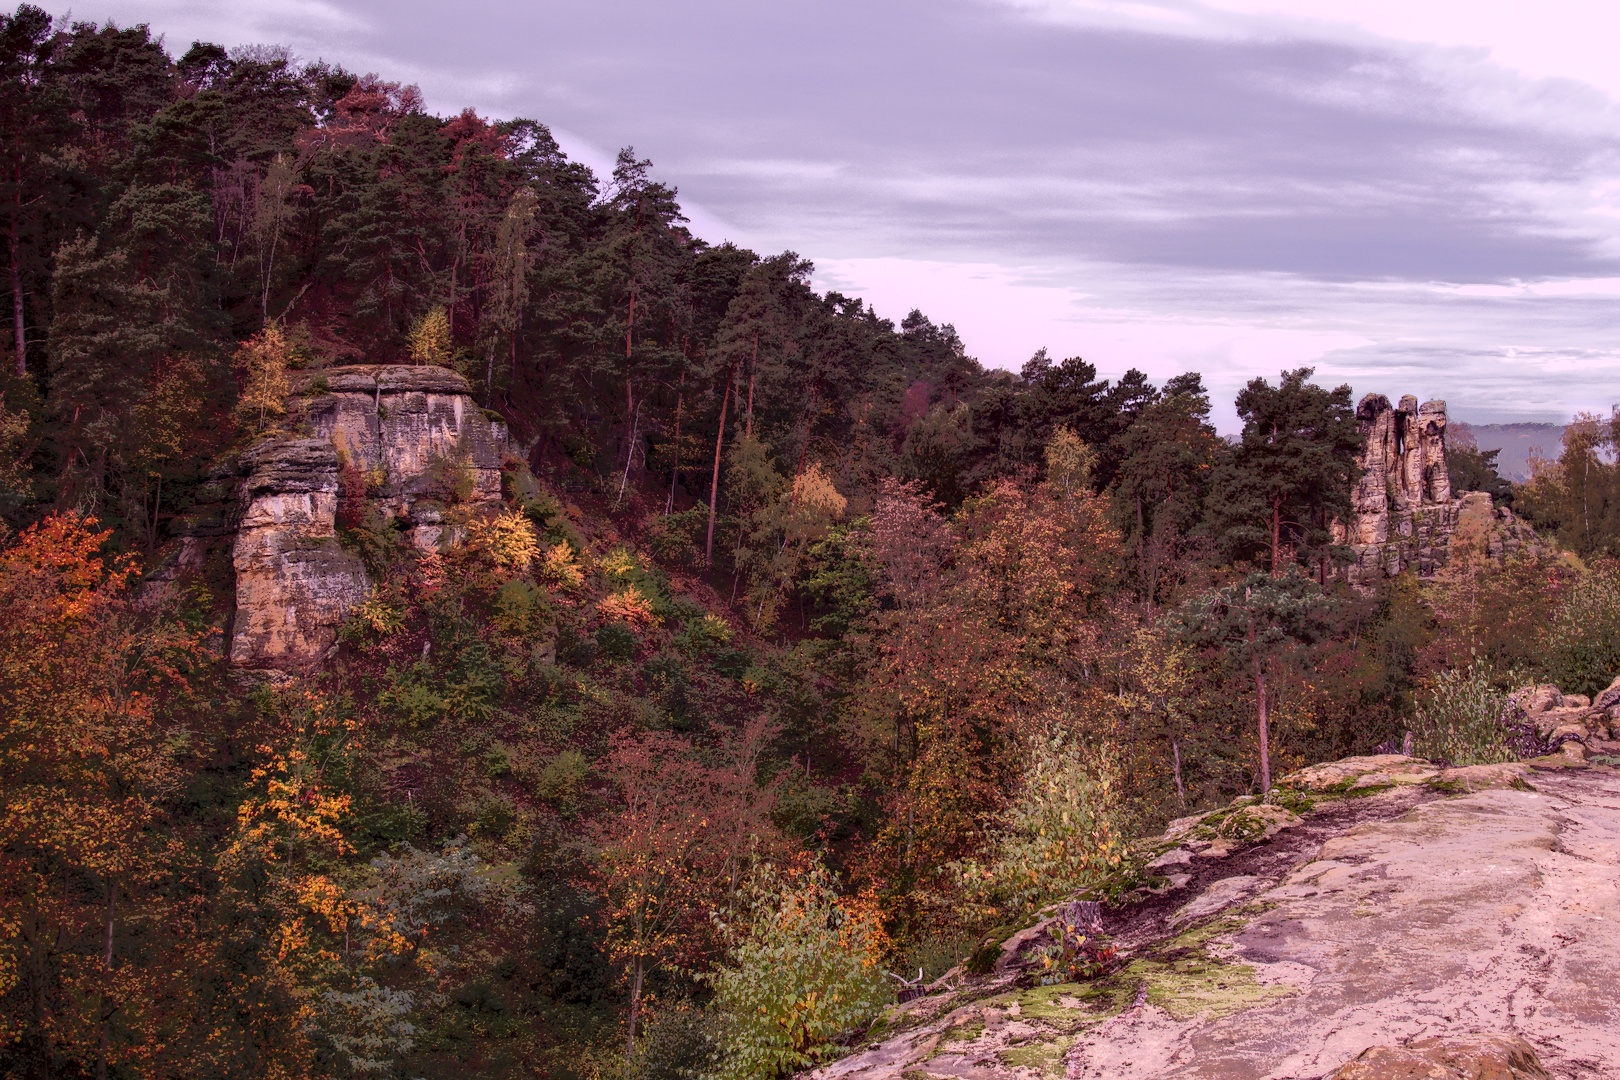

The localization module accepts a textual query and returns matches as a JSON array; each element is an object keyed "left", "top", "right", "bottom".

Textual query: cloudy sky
[{"left": 48, "top": 0, "right": 1620, "bottom": 428}]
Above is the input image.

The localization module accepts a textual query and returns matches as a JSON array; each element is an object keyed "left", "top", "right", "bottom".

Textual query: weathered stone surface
[
  {"left": 1277, "top": 754, "right": 1439, "bottom": 792},
  {"left": 230, "top": 438, "right": 369, "bottom": 669},
  {"left": 1510, "top": 684, "right": 1563, "bottom": 716},
  {"left": 813, "top": 768, "right": 1620, "bottom": 1080},
  {"left": 226, "top": 365, "right": 511, "bottom": 668},
  {"left": 1327, "top": 1034, "right": 1550, "bottom": 1080},
  {"left": 1337, "top": 396, "right": 1541, "bottom": 587},
  {"left": 1594, "top": 674, "right": 1620, "bottom": 710},
  {"left": 295, "top": 365, "right": 508, "bottom": 522},
  {"left": 1434, "top": 762, "right": 1530, "bottom": 792}
]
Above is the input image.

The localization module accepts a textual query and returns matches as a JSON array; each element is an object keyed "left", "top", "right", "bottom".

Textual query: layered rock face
[
  {"left": 230, "top": 439, "right": 370, "bottom": 668},
  {"left": 299, "top": 365, "right": 508, "bottom": 550},
  {"left": 229, "top": 365, "right": 509, "bottom": 670},
  {"left": 1340, "top": 394, "right": 1538, "bottom": 586},
  {"left": 1343, "top": 394, "right": 1454, "bottom": 584}
]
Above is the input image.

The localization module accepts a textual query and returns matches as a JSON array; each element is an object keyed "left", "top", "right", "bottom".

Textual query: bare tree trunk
[
  {"left": 1171, "top": 737, "right": 1186, "bottom": 810},
  {"left": 624, "top": 956, "right": 646, "bottom": 1064},
  {"left": 1253, "top": 650, "right": 1271, "bottom": 792},
  {"left": 705, "top": 366, "right": 734, "bottom": 572},
  {"left": 667, "top": 370, "right": 684, "bottom": 515},
  {"left": 790, "top": 378, "right": 822, "bottom": 507},
  {"left": 10, "top": 192, "right": 25, "bottom": 376}
]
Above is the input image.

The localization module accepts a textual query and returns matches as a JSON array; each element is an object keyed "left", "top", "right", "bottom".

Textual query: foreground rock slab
[
  {"left": 812, "top": 766, "right": 1620, "bottom": 1079},
  {"left": 1327, "top": 1034, "right": 1550, "bottom": 1080}
]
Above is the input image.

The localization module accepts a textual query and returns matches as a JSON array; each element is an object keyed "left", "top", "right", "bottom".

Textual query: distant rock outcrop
[
  {"left": 1338, "top": 394, "right": 1539, "bottom": 587},
  {"left": 228, "top": 365, "right": 508, "bottom": 670}
]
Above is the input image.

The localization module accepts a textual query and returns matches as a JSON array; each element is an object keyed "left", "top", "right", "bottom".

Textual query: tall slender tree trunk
[
  {"left": 667, "top": 370, "right": 684, "bottom": 515},
  {"left": 10, "top": 192, "right": 25, "bottom": 376},
  {"left": 1252, "top": 643, "right": 1271, "bottom": 792},
  {"left": 705, "top": 365, "right": 734, "bottom": 572},
  {"left": 1171, "top": 736, "right": 1186, "bottom": 810},
  {"left": 624, "top": 956, "right": 645, "bottom": 1063},
  {"left": 791, "top": 378, "right": 822, "bottom": 507},
  {"left": 745, "top": 329, "right": 757, "bottom": 438}
]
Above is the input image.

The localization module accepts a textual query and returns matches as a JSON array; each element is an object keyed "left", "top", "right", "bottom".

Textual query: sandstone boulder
[
  {"left": 1510, "top": 684, "right": 1562, "bottom": 716},
  {"left": 1594, "top": 674, "right": 1620, "bottom": 710},
  {"left": 1328, "top": 1034, "right": 1549, "bottom": 1080},
  {"left": 1278, "top": 754, "right": 1438, "bottom": 792},
  {"left": 1562, "top": 693, "right": 1590, "bottom": 708},
  {"left": 1436, "top": 762, "right": 1530, "bottom": 792}
]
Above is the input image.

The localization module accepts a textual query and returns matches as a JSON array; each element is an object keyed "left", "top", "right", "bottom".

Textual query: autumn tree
[
  {"left": 0, "top": 514, "right": 200, "bottom": 1079},
  {"left": 587, "top": 722, "right": 783, "bottom": 1063}
]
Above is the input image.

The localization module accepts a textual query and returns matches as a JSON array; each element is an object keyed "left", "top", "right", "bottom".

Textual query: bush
[
  {"left": 1543, "top": 560, "right": 1620, "bottom": 697},
  {"left": 704, "top": 864, "right": 891, "bottom": 1080},
  {"left": 950, "top": 733, "right": 1131, "bottom": 917},
  {"left": 1409, "top": 660, "right": 1519, "bottom": 766},
  {"left": 596, "top": 622, "right": 637, "bottom": 662}
]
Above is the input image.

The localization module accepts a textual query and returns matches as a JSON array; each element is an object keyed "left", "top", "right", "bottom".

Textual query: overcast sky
[{"left": 47, "top": 0, "right": 1620, "bottom": 429}]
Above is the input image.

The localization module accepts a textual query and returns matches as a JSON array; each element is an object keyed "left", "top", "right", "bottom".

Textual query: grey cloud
[
  {"left": 361, "top": 0, "right": 1620, "bottom": 281},
  {"left": 78, "top": 0, "right": 1620, "bottom": 281}
]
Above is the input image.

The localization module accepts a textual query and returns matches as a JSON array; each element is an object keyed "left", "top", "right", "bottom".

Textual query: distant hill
[{"left": 1452, "top": 421, "right": 1565, "bottom": 481}]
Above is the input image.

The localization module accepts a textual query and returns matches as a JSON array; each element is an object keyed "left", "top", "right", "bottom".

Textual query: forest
[{"left": 4, "top": 8, "right": 1620, "bottom": 1079}]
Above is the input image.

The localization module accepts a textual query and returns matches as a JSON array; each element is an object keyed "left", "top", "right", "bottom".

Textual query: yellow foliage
[
  {"left": 599, "top": 546, "right": 637, "bottom": 579},
  {"left": 354, "top": 587, "right": 404, "bottom": 635},
  {"left": 467, "top": 509, "right": 541, "bottom": 570},
  {"left": 406, "top": 306, "right": 452, "bottom": 367},
  {"left": 790, "top": 462, "right": 847, "bottom": 521},
  {"left": 599, "top": 588, "right": 660, "bottom": 628},
  {"left": 235, "top": 324, "right": 292, "bottom": 430},
  {"left": 540, "top": 541, "right": 585, "bottom": 588},
  {"left": 1043, "top": 425, "right": 1098, "bottom": 498}
]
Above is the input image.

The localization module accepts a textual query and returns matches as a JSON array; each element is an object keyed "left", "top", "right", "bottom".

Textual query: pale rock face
[
  {"left": 230, "top": 439, "right": 369, "bottom": 669},
  {"left": 1343, "top": 393, "right": 1456, "bottom": 585},
  {"left": 298, "top": 365, "right": 508, "bottom": 551},
  {"left": 228, "top": 365, "right": 509, "bottom": 669}
]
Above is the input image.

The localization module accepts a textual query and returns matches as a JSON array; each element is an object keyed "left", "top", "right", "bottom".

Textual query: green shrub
[
  {"left": 1409, "top": 660, "right": 1518, "bottom": 766},
  {"left": 1543, "top": 560, "right": 1620, "bottom": 696},
  {"left": 949, "top": 734, "right": 1131, "bottom": 917},
  {"left": 704, "top": 864, "right": 891, "bottom": 1080},
  {"left": 596, "top": 621, "right": 637, "bottom": 662}
]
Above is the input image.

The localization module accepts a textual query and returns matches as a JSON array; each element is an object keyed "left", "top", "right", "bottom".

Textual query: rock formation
[
  {"left": 228, "top": 365, "right": 508, "bottom": 670},
  {"left": 1339, "top": 394, "right": 1539, "bottom": 587},
  {"left": 298, "top": 365, "right": 508, "bottom": 551},
  {"left": 230, "top": 438, "right": 370, "bottom": 669}
]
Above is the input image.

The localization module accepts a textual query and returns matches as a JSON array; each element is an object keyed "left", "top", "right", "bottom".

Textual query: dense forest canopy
[{"left": 3, "top": 9, "right": 1620, "bottom": 1080}]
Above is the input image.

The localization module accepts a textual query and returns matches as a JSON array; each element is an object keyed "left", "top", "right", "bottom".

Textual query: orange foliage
[{"left": 0, "top": 514, "right": 203, "bottom": 1073}]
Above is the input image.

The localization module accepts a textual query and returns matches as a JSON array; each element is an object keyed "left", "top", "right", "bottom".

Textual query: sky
[{"left": 44, "top": 0, "right": 1620, "bottom": 430}]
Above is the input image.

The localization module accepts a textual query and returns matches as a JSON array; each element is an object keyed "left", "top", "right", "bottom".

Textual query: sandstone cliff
[
  {"left": 229, "top": 438, "right": 370, "bottom": 668},
  {"left": 227, "top": 365, "right": 508, "bottom": 670},
  {"left": 1339, "top": 394, "right": 1539, "bottom": 587}
]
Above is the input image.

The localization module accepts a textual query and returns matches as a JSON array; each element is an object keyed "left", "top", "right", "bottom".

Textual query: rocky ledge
[{"left": 813, "top": 754, "right": 1620, "bottom": 1079}]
